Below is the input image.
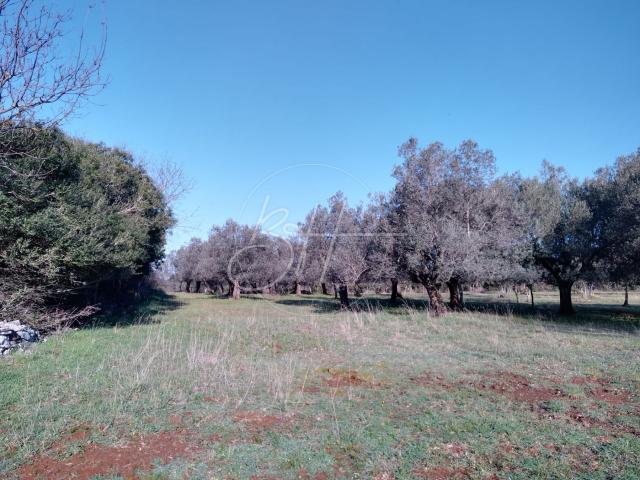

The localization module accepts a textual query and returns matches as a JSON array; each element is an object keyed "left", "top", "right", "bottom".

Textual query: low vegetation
[{"left": 1, "top": 291, "right": 638, "bottom": 479}]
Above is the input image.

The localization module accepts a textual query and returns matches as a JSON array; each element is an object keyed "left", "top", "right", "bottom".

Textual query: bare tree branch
[{"left": 0, "top": 0, "right": 106, "bottom": 130}]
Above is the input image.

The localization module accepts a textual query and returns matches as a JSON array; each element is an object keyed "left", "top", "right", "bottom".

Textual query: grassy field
[{"left": 1, "top": 290, "right": 639, "bottom": 479}]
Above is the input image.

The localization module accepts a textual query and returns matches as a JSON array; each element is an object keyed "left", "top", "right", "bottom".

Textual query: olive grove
[{"left": 172, "top": 140, "right": 640, "bottom": 316}]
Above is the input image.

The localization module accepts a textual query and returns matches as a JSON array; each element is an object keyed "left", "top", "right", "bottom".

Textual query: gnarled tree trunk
[
  {"left": 185, "top": 280, "right": 192, "bottom": 293},
  {"left": 447, "top": 278, "right": 464, "bottom": 311},
  {"left": 294, "top": 281, "right": 302, "bottom": 296},
  {"left": 321, "top": 283, "right": 329, "bottom": 295},
  {"left": 558, "top": 280, "right": 574, "bottom": 315},
  {"left": 390, "top": 278, "right": 403, "bottom": 301},
  {"left": 232, "top": 279, "right": 241, "bottom": 299},
  {"left": 527, "top": 283, "right": 535, "bottom": 308},
  {"left": 424, "top": 283, "right": 446, "bottom": 316},
  {"left": 338, "top": 284, "right": 349, "bottom": 309}
]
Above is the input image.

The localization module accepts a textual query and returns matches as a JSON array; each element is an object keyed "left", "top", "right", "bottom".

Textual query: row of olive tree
[{"left": 172, "top": 139, "right": 640, "bottom": 315}]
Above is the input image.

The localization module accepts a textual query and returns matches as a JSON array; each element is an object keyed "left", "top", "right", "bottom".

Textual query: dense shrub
[{"left": 0, "top": 126, "right": 174, "bottom": 328}]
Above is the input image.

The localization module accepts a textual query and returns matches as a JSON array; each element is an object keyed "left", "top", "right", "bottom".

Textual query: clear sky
[{"left": 62, "top": 0, "right": 640, "bottom": 251}]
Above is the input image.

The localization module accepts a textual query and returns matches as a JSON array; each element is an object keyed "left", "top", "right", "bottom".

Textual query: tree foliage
[
  {"left": 169, "top": 138, "right": 640, "bottom": 316},
  {"left": 0, "top": 126, "right": 173, "bottom": 328}
]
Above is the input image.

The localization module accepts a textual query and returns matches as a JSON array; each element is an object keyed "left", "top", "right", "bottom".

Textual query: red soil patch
[
  {"left": 323, "top": 369, "right": 380, "bottom": 388},
  {"left": 569, "top": 375, "right": 608, "bottom": 386},
  {"left": 474, "top": 372, "right": 565, "bottom": 403},
  {"left": 233, "top": 410, "right": 292, "bottom": 431},
  {"left": 205, "top": 433, "right": 222, "bottom": 443},
  {"left": 498, "top": 442, "right": 514, "bottom": 454},
  {"left": 410, "top": 372, "right": 453, "bottom": 389},
  {"left": 168, "top": 414, "right": 183, "bottom": 425},
  {"left": 325, "top": 370, "right": 368, "bottom": 387},
  {"left": 203, "top": 395, "right": 225, "bottom": 403},
  {"left": 18, "top": 431, "right": 198, "bottom": 480},
  {"left": 590, "top": 386, "right": 631, "bottom": 405},
  {"left": 443, "top": 442, "right": 468, "bottom": 458},
  {"left": 568, "top": 376, "right": 633, "bottom": 404},
  {"left": 373, "top": 473, "right": 395, "bottom": 480},
  {"left": 297, "top": 469, "right": 330, "bottom": 479},
  {"left": 413, "top": 466, "right": 468, "bottom": 479},
  {"left": 566, "top": 406, "right": 640, "bottom": 435}
]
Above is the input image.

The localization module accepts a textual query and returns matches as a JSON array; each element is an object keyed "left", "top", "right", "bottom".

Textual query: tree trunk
[
  {"left": 294, "top": 281, "right": 302, "bottom": 296},
  {"left": 527, "top": 283, "right": 535, "bottom": 308},
  {"left": 558, "top": 280, "right": 574, "bottom": 315},
  {"left": 338, "top": 284, "right": 349, "bottom": 309},
  {"left": 623, "top": 284, "right": 629, "bottom": 307},
  {"left": 513, "top": 286, "right": 519, "bottom": 304},
  {"left": 321, "top": 282, "right": 329, "bottom": 295},
  {"left": 231, "top": 279, "right": 241, "bottom": 299},
  {"left": 333, "top": 283, "right": 338, "bottom": 299},
  {"left": 195, "top": 280, "right": 201, "bottom": 293},
  {"left": 447, "top": 278, "right": 464, "bottom": 311},
  {"left": 185, "top": 280, "right": 192, "bottom": 293},
  {"left": 424, "top": 283, "right": 446, "bottom": 316},
  {"left": 390, "top": 278, "right": 403, "bottom": 301}
]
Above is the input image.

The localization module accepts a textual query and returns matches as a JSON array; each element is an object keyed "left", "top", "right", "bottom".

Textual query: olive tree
[
  {"left": 390, "top": 138, "right": 518, "bottom": 314},
  {"left": 519, "top": 162, "right": 602, "bottom": 315}
]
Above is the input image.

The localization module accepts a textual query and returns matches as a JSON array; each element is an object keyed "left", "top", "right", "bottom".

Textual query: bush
[{"left": 0, "top": 125, "right": 174, "bottom": 329}]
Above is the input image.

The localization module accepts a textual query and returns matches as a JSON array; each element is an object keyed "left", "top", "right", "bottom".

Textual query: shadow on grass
[
  {"left": 88, "top": 290, "right": 183, "bottom": 329},
  {"left": 273, "top": 294, "right": 431, "bottom": 314},
  {"left": 271, "top": 293, "right": 640, "bottom": 333},
  {"left": 462, "top": 299, "right": 640, "bottom": 333}
]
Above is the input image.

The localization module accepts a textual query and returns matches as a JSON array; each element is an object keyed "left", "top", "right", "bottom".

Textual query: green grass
[{"left": 1, "top": 290, "right": 639, "bottom": 479}]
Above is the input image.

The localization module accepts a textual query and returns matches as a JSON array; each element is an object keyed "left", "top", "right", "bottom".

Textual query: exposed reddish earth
[
  {"left": 297, "top": 468, "right": 330, "bottom": 479},
  {"left": 233, "top": 410, "right": 293, "bottom": 431},
  {"left": 18, "top": 430, "right": 199, "bottom": 480},
  {"left": 373, "top": 472, "right": 395, "bottom": 480},
  {"left": 473, "top": 372, "right": 566, "bottom": 403},
  {"left": 202, "top": 395, "right": 226, "bottom": 403},
  {"left": 413, "top": 466, "right": 469, "bottom": 479},
  {"left": 570, "top": 375, "right": 609, "bottom": 385},
  {"left": 324, "top": 369, "right": 378, "bottom": 388},
  {"left": 590, "top": 386, "right": 631, "bottom": 405},
  {"left": 566, "top": 406, "right": 640, "bottom": 435},
  {"left": 443, "top": 442, "right": 468, "bottom": 458},
  {"left": 410, "top": 372, "right": 454, "bottom": 389}
]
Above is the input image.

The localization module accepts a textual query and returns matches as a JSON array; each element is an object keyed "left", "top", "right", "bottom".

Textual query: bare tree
[{"left": 0, "top": 0, "right": 105, "bottom": 128}]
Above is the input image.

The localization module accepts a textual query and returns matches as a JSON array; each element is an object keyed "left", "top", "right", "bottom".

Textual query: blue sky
[{"left": 62, "top": 0, "right": 640, "bottom": 251}]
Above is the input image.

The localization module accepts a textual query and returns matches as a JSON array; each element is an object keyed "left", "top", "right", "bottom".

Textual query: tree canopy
[
  {"left": 0, "top": 126, "right": 173, "bottom": 328},
  {"left": 170, "top": 138, "right": 640, "bottom": 317}
]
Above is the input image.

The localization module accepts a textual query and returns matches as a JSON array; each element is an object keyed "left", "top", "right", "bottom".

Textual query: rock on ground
[{"left": 0, "top": 320, "right": 39, "bottom": 355}]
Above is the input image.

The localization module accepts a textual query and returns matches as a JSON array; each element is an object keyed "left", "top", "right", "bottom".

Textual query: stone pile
[{"left": 0, "top": 320, "right": 39, "bottom": 355}]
